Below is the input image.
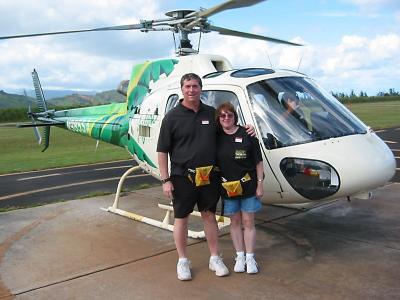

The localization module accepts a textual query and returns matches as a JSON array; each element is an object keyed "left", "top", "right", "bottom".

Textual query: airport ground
[{"left": 0, "top": 127, "right": 399, "bottom": 299}]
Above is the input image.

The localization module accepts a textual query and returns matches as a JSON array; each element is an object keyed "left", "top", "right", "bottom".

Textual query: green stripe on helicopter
[
  {"left": 54, "top": 59, "right": 178, "bottom": 168},
  {"left": 127, "top": 59, "right": 178, "bottom": 110}
]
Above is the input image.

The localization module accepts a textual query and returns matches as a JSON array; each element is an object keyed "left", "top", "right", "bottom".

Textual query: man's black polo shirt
[{"left": 157, "top": 101, "right": 217, "bottom": 176}]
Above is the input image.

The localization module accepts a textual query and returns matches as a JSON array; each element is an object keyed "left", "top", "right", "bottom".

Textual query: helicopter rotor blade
[
  {"left": 27, "top": 105, "right": 42, "bottom": 145},
  {"left": 207, "top": 25, "right": 302, "bottom": 46},
  {"left": 194, "top": 0, "right": 266, "bottom": 19},
  {"left": 0, "top": 23, "right": 146, "bottom": 40}
]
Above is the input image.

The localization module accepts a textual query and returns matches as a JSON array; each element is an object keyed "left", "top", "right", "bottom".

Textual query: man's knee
[
  {"left": 174, "top": 217, "right": 189, "bottom": 227},
  {"left": 201, "top": 211, "right": 216, "bottom": 222}
]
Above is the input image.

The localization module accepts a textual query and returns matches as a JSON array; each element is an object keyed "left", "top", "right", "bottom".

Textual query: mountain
[
  {"left": 48, "top": 90, "right": 125, "bottom": 107},
  {"left": 0, "top": 90, "right": 35, "bottom": 109},
  {"left": 6, "top": 89, "right": 97, "bottom": 100},
  {"left": 0, "top": 90, "right": 125, "bottom": 109}
]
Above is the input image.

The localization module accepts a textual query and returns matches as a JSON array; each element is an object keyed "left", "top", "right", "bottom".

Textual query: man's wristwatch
[{"left": 161, "top": 177, "right": 171, "bottom": 184}]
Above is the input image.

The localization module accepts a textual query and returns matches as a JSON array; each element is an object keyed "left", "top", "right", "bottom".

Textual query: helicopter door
[{"left": 128, "top": 89, "right": 166, "bottom": 177}]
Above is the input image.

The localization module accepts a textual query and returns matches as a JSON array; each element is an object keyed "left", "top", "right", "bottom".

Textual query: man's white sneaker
[
  {"left": 209, "top": 256, "right": 229, "bottom": 276},
  {"left": 234, "top": 255, "right": 246, "bottom": 273},
  {"left": 177, "top": 260, "right": 192, "bottom": 281},
  {"left": 246, "top": 256, "right": 259, "bottom": 274}
]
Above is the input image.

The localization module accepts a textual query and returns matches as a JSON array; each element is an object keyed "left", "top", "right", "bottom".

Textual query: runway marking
[
  {"left": 18, "top": 173, "right": 63, "bottom": 181},
  {"left": 17, "top": 165, "right": 133, "bottom": 181},
  {"left": 384, "top": 140, "right": 397, "bottom": 144},
  {"left": 94, "top": 165, "right": 132, "bottom": 171},
  {"left": 0, "top": 160, "right": 134, "bottom": 177},
  {"left": 0, "top": 174, "right": 151, "bottom": 201},
  {"left": 375, "top": 129, "right": 386, "bottom": 133}
]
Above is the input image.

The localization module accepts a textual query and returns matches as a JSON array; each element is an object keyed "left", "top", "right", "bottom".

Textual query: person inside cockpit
[{"left": 280, "top": 92, "right": 307, "bottom": 127}]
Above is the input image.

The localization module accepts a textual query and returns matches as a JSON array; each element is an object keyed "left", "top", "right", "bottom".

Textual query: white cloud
[
  {"left": 0, "top": 1, "right": 398, "bottom": 96},
  {"left": 201, "top": 32, "right": 400, "bottom": 95},
  {"left": 0, "top": 0, "right": 172, "bottom": 91}
]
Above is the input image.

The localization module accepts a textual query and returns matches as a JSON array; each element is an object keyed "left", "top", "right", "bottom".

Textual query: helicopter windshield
[{"left": 248, "top": 76, "right": 367, "bottom": 149}]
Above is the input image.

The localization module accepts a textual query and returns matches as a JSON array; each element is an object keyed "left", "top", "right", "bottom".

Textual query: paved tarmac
[{"left": 0, "top": 182, "right": 399, "bottom": 300}]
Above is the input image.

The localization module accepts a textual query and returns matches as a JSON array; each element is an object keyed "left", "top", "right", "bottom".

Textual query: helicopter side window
[
  {"left": 165, "top": 94, "right": 179, "bottom": 114},
  {"left": 201, "top": 90, "right": 245, "bottom": 125}
]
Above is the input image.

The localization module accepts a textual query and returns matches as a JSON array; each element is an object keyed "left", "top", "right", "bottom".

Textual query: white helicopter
[{"left": 3, "top": 0, "right": 396, "bottom": 237}]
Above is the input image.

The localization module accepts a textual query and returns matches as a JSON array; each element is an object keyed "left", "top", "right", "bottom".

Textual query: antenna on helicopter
[
  {"left": 297, "top": 55, "right": 303, "bottom": 72},
  {"left": 264, "top": 49, "right": 273, "bottom": 69},
  {"left": 0, "top": 0, "right": 302, "bottom": 56}
]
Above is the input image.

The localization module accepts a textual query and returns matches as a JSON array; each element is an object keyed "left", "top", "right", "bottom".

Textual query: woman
[{"left": 216, "top": 102, "right": 264, "bottom": 274}]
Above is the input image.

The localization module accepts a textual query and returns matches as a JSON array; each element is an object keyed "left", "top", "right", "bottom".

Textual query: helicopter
[{"left": 1, "top": 0, "right": 396, "bottom": 237}]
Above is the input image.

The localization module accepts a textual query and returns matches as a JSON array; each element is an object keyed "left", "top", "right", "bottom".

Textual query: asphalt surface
[
  {"left": 0, "top": 182, "right": 399, "bottom": 299},
  {"left": 0, "top": 127, "right": 398, "bottom": 299},
  {"left": 0, "top": 160, "right": 160, "bottom": 209}
]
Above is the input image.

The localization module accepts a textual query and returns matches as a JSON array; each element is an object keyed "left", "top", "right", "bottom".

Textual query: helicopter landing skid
[{"left": 101, "top": 166, "right": 231, "bottom": 239}]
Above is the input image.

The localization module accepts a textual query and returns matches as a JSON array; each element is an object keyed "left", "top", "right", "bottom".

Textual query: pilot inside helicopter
[{"left": 279, "top": 92, "right": 307, "bottom": 128}]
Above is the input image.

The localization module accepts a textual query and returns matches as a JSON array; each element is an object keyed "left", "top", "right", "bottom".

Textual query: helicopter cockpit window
[
  {"left": 231, "top": 68, "right": 275, "bottom": 78},
  {"left": 247, "top": 77, "right": 367, "bottom": 149},
  {"left": 201, "top": 90, "right": 245, "bottom": 125},
  {"left": 165, "top": 94, "right": 180, "bottom": 114}
]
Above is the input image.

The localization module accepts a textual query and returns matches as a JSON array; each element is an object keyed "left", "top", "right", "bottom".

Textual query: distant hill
[
  {"left": 48, "top": 90, "right": 125, "bottom": 107},
  {"left": 6, "top": 89, "right": 97, "bottom": 100},
  {"left": 0, "top": 90, "right": 35, "bottom": 109},
  {"left": 0, "top": 90, "right": 125, "bottom": 109}
]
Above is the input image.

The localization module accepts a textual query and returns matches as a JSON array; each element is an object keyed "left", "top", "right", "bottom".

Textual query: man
[{"left": 157, "top": 73, "right": 254, "bottom": 281}]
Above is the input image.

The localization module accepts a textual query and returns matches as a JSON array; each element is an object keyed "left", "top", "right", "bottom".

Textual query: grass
[
  {"left": 0, "top": 101, "right": 399, "bottom": 175},
  {"left": 345, "top": 101, "right": 400, "bottom": 129},
  {"left": 0, "top": 125, "right": 130, "bottom": 174}
]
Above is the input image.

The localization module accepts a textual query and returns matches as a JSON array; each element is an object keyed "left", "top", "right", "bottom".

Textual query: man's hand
[
  {"left": 162, "top": 181, "right": 174, "bottom": 199},
  {"left": 244, "top": 124, "right": 256, "bottom": 137}
]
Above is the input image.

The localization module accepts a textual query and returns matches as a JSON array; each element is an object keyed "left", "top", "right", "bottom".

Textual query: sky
[{"left": 0, "top": 0, "right": 399, "bottom": 96}]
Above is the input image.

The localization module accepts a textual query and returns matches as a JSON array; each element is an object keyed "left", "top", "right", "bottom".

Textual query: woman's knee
[{"left": 241, "top": 213, "right": 255, "bottom": 229}]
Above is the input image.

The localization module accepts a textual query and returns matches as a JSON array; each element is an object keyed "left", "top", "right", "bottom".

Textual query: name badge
[
  {"left": 202, "top": 120, "right": 209, "bottom": 125},
  {"left": 235, "top": 137, "right": 243, "bottom": 143}
]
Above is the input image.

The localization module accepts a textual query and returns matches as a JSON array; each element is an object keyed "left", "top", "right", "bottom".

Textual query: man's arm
[{"left": 158, "top": 152, "right": 174, "bottom": 199}]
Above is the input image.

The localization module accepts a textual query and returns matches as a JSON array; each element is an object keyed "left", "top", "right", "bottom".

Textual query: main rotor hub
[{"left": 165, "top": 9, "right": 196, "bottom": 19}]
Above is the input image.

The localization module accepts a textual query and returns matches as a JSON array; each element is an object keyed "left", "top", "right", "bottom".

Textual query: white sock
[
  {"left": 210, "top": 255, "right": 219, "bottom": 261},
  {"left": 236, "top": 251, "right": 245, "bottom": 257},
  {"left": 246, "top": 253, "right": 254, "bottom": 259},
  {"left": 178, "top": 257, "right": 188, "bottom": 263}
]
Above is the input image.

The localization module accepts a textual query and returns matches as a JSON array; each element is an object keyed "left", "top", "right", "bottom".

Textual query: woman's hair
[{"left": 215, "top": 101, "right": 238, "bottom": 125}]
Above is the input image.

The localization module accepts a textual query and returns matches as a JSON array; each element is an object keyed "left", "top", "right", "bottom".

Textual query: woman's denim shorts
[{"left": 223, "top": 195, "right": 262, "bottom": 216}]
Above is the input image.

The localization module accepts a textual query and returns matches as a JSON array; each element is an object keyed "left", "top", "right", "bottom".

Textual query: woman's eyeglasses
[{"left": 219, "top": 113, "right": 234, "bottom": 119}]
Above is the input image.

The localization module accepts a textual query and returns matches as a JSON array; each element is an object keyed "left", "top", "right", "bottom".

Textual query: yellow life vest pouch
[
  {"left": 222, "top": 180, "right": 243, "bottom": 197},
  {"left": 221, "top": 173, "right": 251, "bottom": 198},
  {"left": 194, "top": 165, "right": 213, "bottom": 187}
]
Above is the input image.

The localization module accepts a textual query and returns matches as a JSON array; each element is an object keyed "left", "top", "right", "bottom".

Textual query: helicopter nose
[
  {"left": 279, "top": 130, "right": 396, "bottom": 201},
  {"left": 335, "top": 131, "right": 395, "bottom": 196}
]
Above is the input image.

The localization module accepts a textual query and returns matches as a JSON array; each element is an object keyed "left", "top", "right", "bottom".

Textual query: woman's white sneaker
[
  {"left": 234, "top": 255, "right": 246, "bottom": 273},
  {"left": 246, "top": 256, "right": 259, "bottom": 274}
]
